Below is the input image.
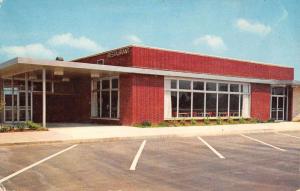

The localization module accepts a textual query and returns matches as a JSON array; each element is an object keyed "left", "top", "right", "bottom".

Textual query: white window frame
[{"left": 164, "top": 77, "right": 251, "bottom": 120}]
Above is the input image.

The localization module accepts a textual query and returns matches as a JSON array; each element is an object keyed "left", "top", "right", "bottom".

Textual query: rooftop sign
[{"left": 107, "top": 47, "right": 130, "bottom": 58}]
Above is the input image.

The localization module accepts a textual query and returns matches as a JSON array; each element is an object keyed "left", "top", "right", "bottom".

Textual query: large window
[
  {"left": 91, "top": 77, "right": 119, "bottom": 119},
  {"left": 164, "top": 78, "right": 250, "bottom": 119}
]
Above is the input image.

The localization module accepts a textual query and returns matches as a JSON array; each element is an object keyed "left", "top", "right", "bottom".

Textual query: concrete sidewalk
[{"left": 0, "top": 122, "right": 299, "bottom": 146}]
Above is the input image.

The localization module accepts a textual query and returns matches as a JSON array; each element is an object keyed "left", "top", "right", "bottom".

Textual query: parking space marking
[
  {"left": 275, "top": 132, "right": 300, "bottom": 140},
  {"left": 0, "top": 144, "right": 78, "bottom": 184},
  {"left": 129, "top": 140, "right": 146, "bottom": 171},
  {"left": 240, "top": 134, "right": 286, "bottom": 152},
  {"left": 197, "top": 137, "right": 225, "bottom": 159}
]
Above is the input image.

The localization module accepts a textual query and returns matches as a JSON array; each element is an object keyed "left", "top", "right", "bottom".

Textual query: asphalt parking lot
[{"left": 0, "top": 131, "right": 300, "bottom": 191}]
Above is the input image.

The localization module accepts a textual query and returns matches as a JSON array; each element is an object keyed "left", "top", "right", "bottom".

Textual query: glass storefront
[{"left": 164, "top": 78, "right": 250, "bottom": 119}]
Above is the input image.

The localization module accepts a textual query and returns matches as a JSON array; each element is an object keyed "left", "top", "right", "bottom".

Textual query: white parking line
[
  {"left": 0, "top": 144, "right": 78, "bottom": 184},
  {"left": 275, "top": 132, "right": 300, "bottom": 140},
  {"left": 130, "top": 140, "right": 146, "bottom": 171},
  {"left": 240, "top": 134, "right": 286, "bottom": 152},
  {"left": 197, "top": 137, "right": 225, "bottom": 159}
]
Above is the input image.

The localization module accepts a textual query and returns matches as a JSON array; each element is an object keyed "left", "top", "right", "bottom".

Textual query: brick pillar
[
  {"left": 119, "top": 74, "right": 164, "bottom": 125},
  {"left": 251, "top": 84, "right": 271, "bottom": 121}
]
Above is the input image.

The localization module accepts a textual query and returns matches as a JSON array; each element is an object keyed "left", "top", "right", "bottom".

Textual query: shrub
[
  {"left": 157, "top": 121, "right": 169, "bottom": 127},
  {"left": 15, "top": 123, "right": 26, "bottom": 131},
  {"left": 204, "top": 117, "right": 210, "bottom": 125},
  {"left": 25, "top": 121, "right": 42, "bottom": 130},
  {"left": 228, "top": 118, "right": 234, "bottom": 124},
  {"left": 216, "top": 117, "right": 223, "bottom": 125},
  {"left": 141, "top": 120, "right": 152, "bottom": 127},
  {"left": 239, "top": 118, "right": 246, "bottom": 124},
  {"left": 179, "top": 119, "right": 186, "bottom": 126},
  {"left": 0, "top": 126, "right": 9, "bottom": 133},
  {"left": 190, "top": 118, "right": 197, "bottom": 125},
  {"left": 249, "top": 118, "right": 258, "bottom": 123},
  {"left": 267, "top": 119, "right": 275, "bottom": 123}
]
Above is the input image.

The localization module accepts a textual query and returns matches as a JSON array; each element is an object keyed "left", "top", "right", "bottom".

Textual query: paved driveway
[{"left": 0, "top": 131, "right": 300, "bottom": 191}]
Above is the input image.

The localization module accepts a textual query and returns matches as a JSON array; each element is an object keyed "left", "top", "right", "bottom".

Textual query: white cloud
[
  {"left": 48, "top": 33, "right": 102, "bottom": 52},
  {"left": 0, "top": 0, "right": 3, "bottom": 8},
  {"left": 194, "top": 35, "right": 227, "bottom": 51},
  {"left": 0, "top": 43, "right": 55, "bottom": 59},
  {"left": 235, "top": 18, "right": 271, "bottom": 36},
  {"left": 124, "top": 35, "right": 142, "bottom": 44}
]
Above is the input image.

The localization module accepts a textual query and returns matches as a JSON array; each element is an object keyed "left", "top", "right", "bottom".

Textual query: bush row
[
  {"left": 0, "top": 121, "right": 47, "bottom": 133},
  {"left": 135, "top": 118, "right": 276, "bottom": 128}
]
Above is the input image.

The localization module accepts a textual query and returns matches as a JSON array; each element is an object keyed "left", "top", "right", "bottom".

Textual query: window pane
[
  {"left": 272, "top": 97, "right": 277, "bottom": 109},
  {"left": 193, "top": 81, "right": 204, "bottom": 90},
  {"left": 178, "top": 92, "right": 191, "bottom": 117},
  {"left": 278, "top": 97, "right": 284, "bottom": 109},
  {"left": 102, "top": 80, "right": 110, "bottom": 89},
  {"left": 111, "top": 91, "right": 118, "bottom": 118},
  {"left": 271, "top": 111, "right": 277, "bottom": 120},
  {"left": 272, "top": 87, "right": 285, "bottom": 95},
  {"left": 206, "top": 82, "right": 216, "bottom": 91},
  {"left": 193, "top": 93, "right": 204, "bottom": 117},
  {"left": 112, "top": 79, "right": 118, "bottom": 89},
  {"left": 241, "top": 84, "right": 249, "bottom": 93},
  {"left": 5, "top": 94, "right": 12, "bottom": 106},
  {"left": 19, "top": 92, "right": 26, "bottom": 106},
  {"left": 5, "top": 110, "right": 12, "bottom": 121},
  {"left": 101, "top": 91, "right": 110, "bottom": 118},
  {"left": 218, "top": 94, "right": 228, "bottom": 117},
  {"left": 171, "top": 92, "right": 177, "bottom": 117},
  {"left": 230, "top": 84, "right": 239, "bottom": 92},
  {"left": 19, "top": 110, "right": 26, "bottom": 121},
  {"left": 171, "top": 80, "right": 177, "bottom": 89},
  {"left": 206, "top": 93, "right": 217, "bottom": 117},
  {"left": 218, "top": 83, "right": 228, "bottom": 92},
  {"left": 230, "top": 94, "right": 239, "bottom": 117},
  {"left": 179, "top": 80, "right": 191, "bottom": 90}
]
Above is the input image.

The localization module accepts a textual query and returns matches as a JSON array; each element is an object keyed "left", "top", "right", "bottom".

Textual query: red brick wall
[
  {"left": 119, "top": 74, "right": 134, "bottom": 125},
  {"left": 251, "top": 84, "right": 271, "bottom": 121},
  {"left": 75, "top": 46, "right": 293, "bottom": 81},
  {"left": 120, "top": 74, "right": 164, "bottom": 125},
  {"left": 131, "top": 47, "right": 294, "bottom": 81}
]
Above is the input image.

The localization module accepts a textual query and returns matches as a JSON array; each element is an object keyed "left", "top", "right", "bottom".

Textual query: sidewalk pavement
[{"left": 0, "top": 122, "right": 299, "bottom": 146}]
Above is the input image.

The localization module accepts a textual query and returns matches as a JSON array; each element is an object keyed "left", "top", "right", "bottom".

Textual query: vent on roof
[
  {"left": 56, "top": 57, "right": 64, "bottom": 61},
  {"left": 96, "top": 59, "right": 105, "bottom": 65}
]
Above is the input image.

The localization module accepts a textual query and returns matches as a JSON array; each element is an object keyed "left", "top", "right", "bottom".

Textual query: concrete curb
[{"left": 1, "top": 127, "right": 299, "bottom": 146}]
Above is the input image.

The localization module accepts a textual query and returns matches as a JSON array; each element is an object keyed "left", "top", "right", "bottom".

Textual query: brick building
[{"left": 0, "top": 45, "right": 299, "bottom": 127}]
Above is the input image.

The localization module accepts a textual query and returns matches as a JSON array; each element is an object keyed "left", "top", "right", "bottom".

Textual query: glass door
[
  {"left": 4, "top": 88, "right": 18, "bottom": 122},
  {"left": 3, "top": 88, "right": 32, "bottom": 123},
  {"left": 271, "top": 87, "right": 287, "bottom": 121},
  {"left": 271, "top": 97, "right": 285, "bottom": 121}
]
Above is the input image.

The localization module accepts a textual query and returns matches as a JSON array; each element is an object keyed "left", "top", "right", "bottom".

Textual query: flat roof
[
  {"left": 72, "top": 44, "right": 293, "bottom": 69},
  {"left": 0, "top": 57, "right": 298, "bottom": 86}
]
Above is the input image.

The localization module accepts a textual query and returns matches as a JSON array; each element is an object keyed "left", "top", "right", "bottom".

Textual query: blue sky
[{"left": 0, "top": 0, "right": 299, "bottom": 80}]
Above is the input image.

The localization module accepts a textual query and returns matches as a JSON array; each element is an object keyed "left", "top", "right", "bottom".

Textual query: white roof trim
[{"left": 0, "top": 57, "right": 296, "bottom": 86}]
